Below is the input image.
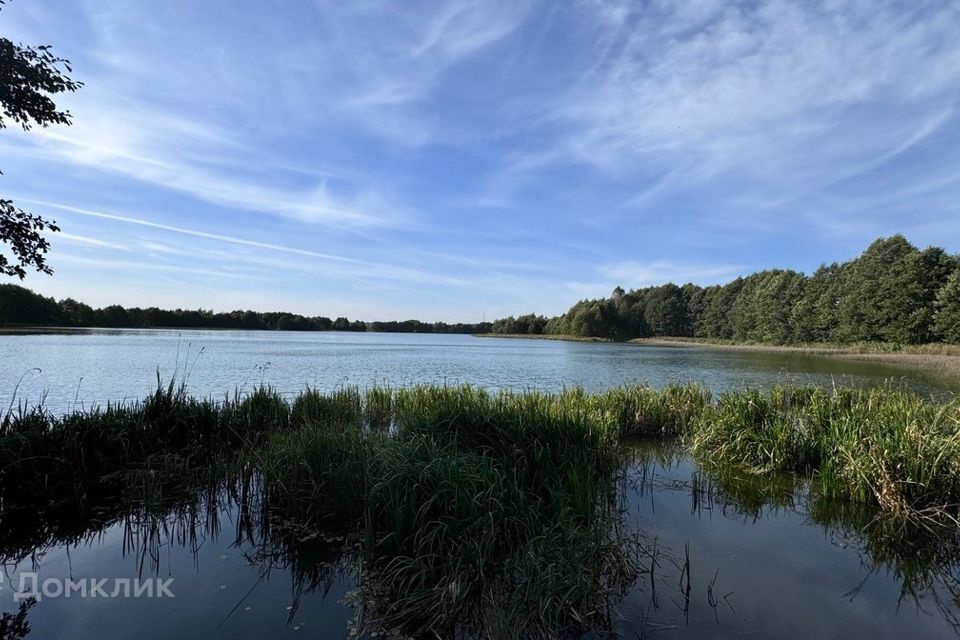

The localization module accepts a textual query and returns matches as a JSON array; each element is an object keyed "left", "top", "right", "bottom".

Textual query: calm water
[
  {"left": 618, "top": 445, "right": 960, "bottom": 638},
  {"left": 0, "top": 329, "right": 954, "bottom": 414},
  {"left": 3, "top": 444, "right": 958, "bottom": 639}
]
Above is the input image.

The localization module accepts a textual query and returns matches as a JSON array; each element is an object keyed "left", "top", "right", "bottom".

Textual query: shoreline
[
  {"left": 472, "top": 333, "right": 612, "bottom": 342},
  {"left": 473, "top": 333, "right": 960, "bottom": 386},
  {"left": 632, "top": 337, "right": 960, "bottom": 386}
]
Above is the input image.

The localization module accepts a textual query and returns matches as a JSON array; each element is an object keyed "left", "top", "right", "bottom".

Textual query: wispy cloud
[
  {"left": 56, "top": 232, "right": 131, "bottom": 253},
  {"left": 23, "top": 199, "right": 573, "bottom": 298},
  {"left": 544, "top": 1, "right": 960, "bottom": 199},
  {"left": 600, "top": 260, "right": 744, "bottom": 287},
  {"left": 55, "top": 253, "right": 262, "bottom": 281},
  {"left": 339, "top": 0, "right": 530, "bottom": 111},
  {"left": 6, "top": 103, "right": 405, "bottom": 228},
  {"left": 20, "top": 199, "right": 380, "bottom": 263}
]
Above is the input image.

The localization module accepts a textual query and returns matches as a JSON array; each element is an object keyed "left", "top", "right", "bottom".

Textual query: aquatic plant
[
  {"left": 692, "top": 385, "right": 960, "bottom": 521},
  {"left": 4, "top": 382, "right": 960, "bottom": 636}
]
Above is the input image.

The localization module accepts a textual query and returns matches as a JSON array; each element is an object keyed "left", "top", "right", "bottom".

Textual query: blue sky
[{"left": 2, "top": 0, "right": 959, "bottom": 322}]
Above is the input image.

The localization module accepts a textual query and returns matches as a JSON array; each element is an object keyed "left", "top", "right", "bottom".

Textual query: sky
[{"left": 2, "top": 0, "right": 960, "bottom": 322}]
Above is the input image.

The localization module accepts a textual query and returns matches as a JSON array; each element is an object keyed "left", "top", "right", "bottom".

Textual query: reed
[
  {"left": 692, "top": 385, "right": 960, "bottom": 520},
  {"left": 251, "top": 384, "right": 635, "bottom": 633},
  {"left": 3, "top": 381, "right": 960, "bottom": 635}
]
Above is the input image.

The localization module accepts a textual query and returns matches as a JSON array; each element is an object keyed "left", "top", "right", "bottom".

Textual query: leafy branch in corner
[{"left": 0, "top": 0, "right": 82, "bottom": 278}]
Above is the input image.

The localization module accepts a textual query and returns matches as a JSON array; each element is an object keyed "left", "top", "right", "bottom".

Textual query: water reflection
[
  {"left": 1, "top": 476, "right": 359, "bottom": 639},
  {"left": 623, "top": 442, "right": 960, "bottom": 638},
  {"left": 2, "top": 445, "right": 960, "bottom": 638}
]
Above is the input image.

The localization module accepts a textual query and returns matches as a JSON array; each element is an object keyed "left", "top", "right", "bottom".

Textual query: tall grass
[
  {"left": 3, "top": 381, "right": 960, "bottom": 635},
  {"left": 692, "top": 386, "right": 960, "bottom": 520},
  {"left": 4, "top": 381, "right": 959, "bottom": 522},
  {"left": 358, "top": 386, "right": 634, "bottom": 633}
]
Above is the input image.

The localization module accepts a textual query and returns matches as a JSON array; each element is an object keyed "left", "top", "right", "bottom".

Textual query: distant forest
[
  {"left": 492, "top": 235, "right": 960, "bottom": 345},
  {"left": 0, "top": 285, "right": 493, "bottom": 334},
  {"left": 2, "top": 235, "right": 958, "bottom": 345}
]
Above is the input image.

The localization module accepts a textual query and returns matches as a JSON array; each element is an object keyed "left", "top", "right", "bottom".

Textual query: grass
[
  {"left": 3, "top": 381, "right": 960, "bottom": 635},
  {"left": 268, "top": 385, "right": 636, "bottom": 633},
  {"left": 691, "top": 386, "right": 960, "bottom": 520},
  {"left": 4, "top": 380, "right": 959, "bottom": 523}
]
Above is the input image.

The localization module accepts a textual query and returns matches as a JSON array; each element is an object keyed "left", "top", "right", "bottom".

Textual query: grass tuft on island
[{"left": 2, "top": 382, "right": 960, "bottom": 634}]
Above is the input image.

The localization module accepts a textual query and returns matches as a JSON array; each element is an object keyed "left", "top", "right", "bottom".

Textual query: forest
[
  {"left": 3, "top": 235, "right": 958, "bottom": 345},
  {"left": 492, "top": 235, "right": 960, "bottom": 344},
  {"left": 0, "top": 285, "right": 492, "bottom": 334}
]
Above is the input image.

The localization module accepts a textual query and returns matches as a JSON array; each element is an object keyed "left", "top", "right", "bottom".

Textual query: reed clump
[
  {"left": 250, "top": 385, "right": 635, "bottom": 634},
  {"left": 587, "top": 384, "right": 711, "bottom": 438},
  {"left": 358, "top": 387, "right": 634, "bottom": 633},
  {"left": 0, "top": 381, "right": 292, "bottom": 507},
  {"left": 692, "top": 386, "right": 960, "bottom": 520}
]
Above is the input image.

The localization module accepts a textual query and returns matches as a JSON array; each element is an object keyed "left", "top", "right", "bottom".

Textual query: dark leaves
[
  {"left": 0, "top": 199, "right": 59, "bottom": 279},
  {"left": 1, "top": 3, "right": 81, "bottom": 278},
  {"left": 0, "top": 37, "right": 84, "bottom": 131}
]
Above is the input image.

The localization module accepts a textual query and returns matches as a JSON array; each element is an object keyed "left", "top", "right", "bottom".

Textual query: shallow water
[
  {"left": 2, "top": 444, "right": 958, "bottom": 639},
  {"left": 0, "top": 329, "right": 953, "bottom": 413},
  {"left": 616, "top": 445, "right": 960, "bottom": 639}
]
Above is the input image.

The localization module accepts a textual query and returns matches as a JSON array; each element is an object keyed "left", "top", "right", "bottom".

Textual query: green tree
[
  {"left": 907, "top": 247, "right": 956, "bottom": 343},
  {"left": 698, "top": 279, "right": 744, "bottom": 339},
  {"left": 1, "top": 1, "right": 81, "bottom": 278},
  {"left": 837, "top": 236, "right": 924, "bottom": 343},
  {"left": 789, "top": 263, "right": 843, "bottom": 342},
  {"left": 643, "top": 284, "right": 690, "bottom": 337},
  {"left": 728, "top": 270, "right": 806, "bottom": 343},
  {"left": 934, "top": 269, "right": 960, "bottom": 343},
  {"left": 565, "top": 299, "right": 616, "bottom": 338},
  {"left": 681, "top": 283, "right": 706, "bottom": 337},
  {"left": 58, "top": 296, "right": 96, "bottom": 325},
  {"left": 502, "top": 236, "right": 955, "bottom": 345},
  {"left": 0, "top": 283, "right": 62, "bottom": 323}
]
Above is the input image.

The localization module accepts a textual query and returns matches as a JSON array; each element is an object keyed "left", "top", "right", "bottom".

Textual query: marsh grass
[
  {"left": 589, "top": 384, "right": 711, "bottom": 438},
  {"left": 692, "top": 386, "right": 960, "bottom": 521},
  {"left": 3, "top": 381, "right": 960, "bottom": 636}
]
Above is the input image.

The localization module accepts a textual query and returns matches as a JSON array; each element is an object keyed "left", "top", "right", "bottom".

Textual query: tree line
[
  {"left": 493, "top": 236, "right": 960, "bottom": 344},
  {"left": 0, "top": 285, "right": 493, "bottom": 334},
  {"left": 4, "top": 235, "right": 958, "bottom": 343}
]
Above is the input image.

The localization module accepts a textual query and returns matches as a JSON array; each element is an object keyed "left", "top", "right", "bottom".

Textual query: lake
[
  {"left": 2, "top": 329, "right": 959, "bottom": 639},
  {"left": 0, "top": 329, "right": 954, "bottom": 414}
]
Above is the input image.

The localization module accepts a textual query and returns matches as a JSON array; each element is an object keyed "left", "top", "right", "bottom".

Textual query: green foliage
[
  {"left": 509, "top": 236, "right": 960, "bottom": 345},
  {"left": 934, "top": 268, "right": 960, "bottom": 343},
  {"left": 0, "top": 283, "right": 493, "bottom": 332},
  {"left": 0, "top": 283, "right": 62, "bottom": 324},
  {"left": 837, "top": 236, "right": 932, "bottom": 343},
  {"left": 728, "top": 269, "right": 806, "bottom": 343},
  {"left": 643, "top": 283, "right": 689, "bottom": 336},
  {"left": 490, "top": 313, "right": 549, "bottom": 335},
  {"left": 0, "top": 199, "right": 60, "bottom": 278},
  {"left": 692, "top": 386, "right": 960, "bottom": 515}
]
